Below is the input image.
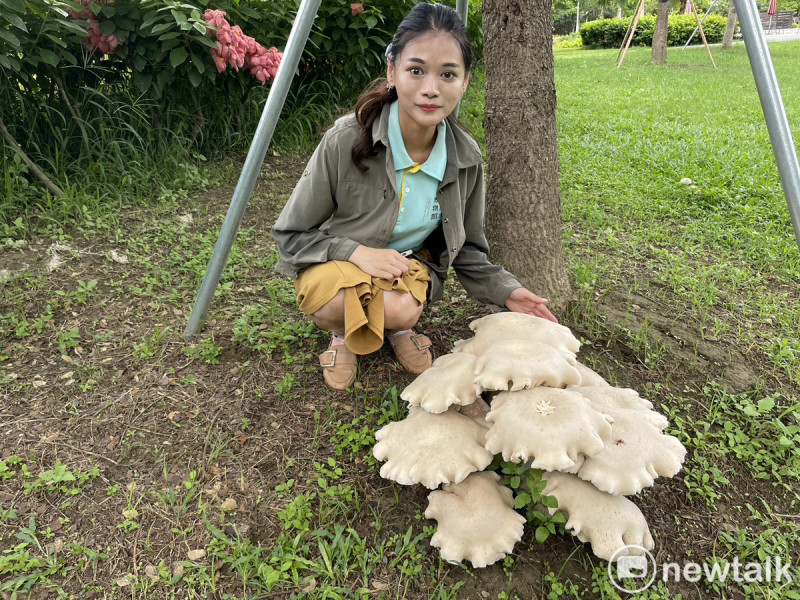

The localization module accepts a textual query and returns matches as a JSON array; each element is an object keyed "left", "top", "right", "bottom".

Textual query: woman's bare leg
[{"left": 383, "top": 290, "right": 424, "bottom": 331}]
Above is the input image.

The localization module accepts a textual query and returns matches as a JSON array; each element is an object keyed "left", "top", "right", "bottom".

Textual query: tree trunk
[
  {"left": 722, "top": 1, "right": 737, "bottom": 49},
  {"left": 482, "top": 0, "right": 571, "bottom": 306},
  {"left": 652, "top": 0, "right": 670, "bottom": 64}
]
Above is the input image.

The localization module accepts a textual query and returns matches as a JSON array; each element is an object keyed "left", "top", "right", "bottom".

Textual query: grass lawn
[{"left": 1, "top": 41, "right": 799, "bottom": 599}]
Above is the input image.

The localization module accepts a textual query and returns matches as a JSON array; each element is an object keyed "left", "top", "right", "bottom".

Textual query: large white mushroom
[
  {"left": 454, "top": 312, "right": 581, "bottom": 358},
  {"left": 473, "top": 340, "right": 581, "bottom": 391},
  {"left": 576, "top": 410, "right": 686, "bottom": 495},
  {"left": 425, "top": 471, "right": 526, "bottom": 568},
  {"left": 373, "top": 407, "right": 493, "bottom": 489},
  {"left": 400, "top": 352, "right": 482, "bottom": 413},
  {"left": 573, "top": 362, "right": 611, "bottom": 387},
  {"left": 571, "top": 385, "right": 669, "bottom": 430},
  {"left": 542, "top": 472, "right": 654, "bottom": 561},
  {"left": 371, "top": 311, "right": 687, "bottom": 568},
  {"left": 484, "top": 388, "right": 613, "bottom": 470}
]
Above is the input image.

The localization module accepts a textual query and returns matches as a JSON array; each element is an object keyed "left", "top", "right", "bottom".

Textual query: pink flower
[{"left": 351, "top": 3, "right": 364, "bottom": 16}]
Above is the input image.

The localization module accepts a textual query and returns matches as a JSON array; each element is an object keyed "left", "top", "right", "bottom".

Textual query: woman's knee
[
  {"left": 309, "top": 289, "right": 345, "bottom": 330},
  {"left": 384, "top": 291, "right": 423, "bottom": 330}
]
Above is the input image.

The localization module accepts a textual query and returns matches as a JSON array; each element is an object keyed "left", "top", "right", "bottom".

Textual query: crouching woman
[{"left": 272, "top": 2, "right": 555, "bottom": 391}]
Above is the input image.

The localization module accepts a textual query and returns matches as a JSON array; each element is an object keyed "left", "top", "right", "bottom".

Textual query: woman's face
[{"left": 387, "top": 31, "right": 469, "bottom": 139}]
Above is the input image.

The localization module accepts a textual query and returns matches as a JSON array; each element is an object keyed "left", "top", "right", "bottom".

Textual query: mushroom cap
[
  {"left": 570, "top": 385, "right": 668, "bottom": 430},
  {"left": 574, "top": 362, "right": 611, "bottom": 387},
  {"left": 401, "top": 353, "right": 482, "bottom": 414},
  {"left": 473, "top": 340, "right": 581, "bottom": 392},
  {"left": 456, "top": 312, "right": 581, "bottom": 357},
  {"left": 485, "top": 388, "right": 613, "bottom": 469},
  {"left": 425, "top": 471, "right": 526, "bottom": 568},
  {"left": 373, "top": 407, "right": 493, "bottom": 489},
  {"left": 576, "top": 410, "right": 687, "bottom": 495},
  {"left": 542, "top": 472, "right": 654, "bottom": 561}
]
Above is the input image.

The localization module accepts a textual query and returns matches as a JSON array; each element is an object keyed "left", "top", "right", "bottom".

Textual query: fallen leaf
[
  {"left": 122, "top": 509, "right": 138, "bottom": 520},
  {"left": 239, "top": 435, "right": 248, "bottom": 445},
  {"left": 221, "top": 498, "right": 238, "bottom": 511},
  {"left": 187, "top": 549, "right": 206, "bottom": 560},
  {"left": 50, "top": 515, "right": 63, "bottom": 531},
  {"left": 144, "top": 564, "right": 159, "bottom": 581}
]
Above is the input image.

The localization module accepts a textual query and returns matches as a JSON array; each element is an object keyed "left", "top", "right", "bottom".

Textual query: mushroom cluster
[{"left": 373, "top": 312, "right": 686, "bottom": 567}]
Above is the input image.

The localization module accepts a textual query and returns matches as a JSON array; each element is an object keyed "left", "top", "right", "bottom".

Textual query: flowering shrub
[
  {"left": 203, "top": 9, "right": 282, "bottom": 84},
  {"left": 67, "top": 0, "right": 121, "bottom": 55}
]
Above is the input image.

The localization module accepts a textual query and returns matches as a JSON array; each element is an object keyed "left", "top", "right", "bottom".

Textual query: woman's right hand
[{"left": 349, "top": 245, "right": 412, "bottom": 280}]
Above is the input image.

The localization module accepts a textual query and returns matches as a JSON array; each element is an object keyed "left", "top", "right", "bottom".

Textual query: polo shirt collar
[{"left": 387, "top": 101, "right": 448, "bottom": 181}]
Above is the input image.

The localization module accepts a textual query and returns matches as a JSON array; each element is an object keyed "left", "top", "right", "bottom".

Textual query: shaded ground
[{"left": 0, "top": 153, "right": 797, "bottom": 599}]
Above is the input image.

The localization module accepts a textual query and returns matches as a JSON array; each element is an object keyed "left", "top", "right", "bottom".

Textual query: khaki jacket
[{"left": 271, "top": 103, "right": 521, "bottom": 308}]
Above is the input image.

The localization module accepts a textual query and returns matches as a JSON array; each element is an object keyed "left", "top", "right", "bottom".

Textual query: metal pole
[
  {"left": 683, "top": 0, "right": 718, "bottom": 49},
  {"left": 185, "top": 0, "right": 322, "bottom": 338},
  {"left": 733, "top": 0, "right": 800, "bottom": 250},
  {"left": 456, "top": 0, "right": 468, "bottom": 23}
]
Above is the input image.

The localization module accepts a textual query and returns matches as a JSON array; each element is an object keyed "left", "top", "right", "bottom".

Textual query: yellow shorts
[{"left": 294, "top": 260, "right": 430, "bottom": 355}]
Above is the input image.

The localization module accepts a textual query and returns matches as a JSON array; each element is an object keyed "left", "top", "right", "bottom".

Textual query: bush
[
  {"left": 579, "top": 14, "right": 728, "bottom": 48},
  {"left": 553, "top": 32, "right": 584, "bottom": 49}
]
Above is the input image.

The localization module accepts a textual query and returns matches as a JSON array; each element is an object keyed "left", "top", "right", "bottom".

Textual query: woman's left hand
[{"left": 505, "top": 287, "right": 558, "bottom": 323}]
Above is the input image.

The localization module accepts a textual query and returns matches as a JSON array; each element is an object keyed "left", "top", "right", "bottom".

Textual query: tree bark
[
  {"left": 722, "top": 1, "right": 737, "bottom": 49},
  {"left": 651, "top": 0, "right": 670, "bottom": 64},
  {"left": 482, "top": 0, "right": 571, "bottom": 306}
]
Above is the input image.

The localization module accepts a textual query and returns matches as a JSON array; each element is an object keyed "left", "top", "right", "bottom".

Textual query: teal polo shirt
[{"left": 385, "top": 100, "right": 446, "bottom": 253}]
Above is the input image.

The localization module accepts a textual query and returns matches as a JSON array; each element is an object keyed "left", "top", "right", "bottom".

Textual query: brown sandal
[
  {"left": 390, "top": 331, "right": 432, "bottom": 375},
  {"left": 319, "top": 341, "right": 357, "bottom": 391}
]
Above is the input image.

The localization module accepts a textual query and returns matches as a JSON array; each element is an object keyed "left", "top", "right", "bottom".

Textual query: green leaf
[
  {"left": 757, "top": 397, "right": 775, "bottom": 413},
  {"left": 513, "top": 492, "right": 531, "bottom": 509},
  {"left": 191, "top": 54, "right": 205, "bottom": 74},
  {"left": 778, "top": 436, "right": 793, "bottom": 446},
  {"left": 38, "top": 48, "right": 60, "bottom": 66},
  {"left": 365, "top": 15, "right": 377, "bottom": 29},
  {"left": 171, "top": 9, "right": 187, "bottom": 25},
  {"left": 192, "top": 21, "right": 207, "bottom": 35},
  {"left": 2, "top": 0, "right": 25, "bottom": 12},
  {"left": 534, "top": 526, "right": 550, "bottom": 544},
  {"left": 541, "top": 495, "right": 559, "bottom": 509},
  {"left": 187, "top": 67, "right": 201, "bottom": 87},
  {"left": 0, "top": 29, "right": 21, "bottom": 49},
  {"left": 100, "top": 4, "right": 116, "bottom": 17},
  {"left": 0, "top": 53, "right": 10, "bottom": 69},
  {"left": 151, "top": 22, "right": 173, "bottom": 35},
  {"left": 6, "top": 12, "right": 26, "bottom": 31},
  {"left": 508, "top": 475, "right": 520, "bottom": 489},
  {"left": 140, "top": 13, "right": 163, "bottom": 30},
  {"left": 99, "top": 20, "right": 116, "bottom": 36}
]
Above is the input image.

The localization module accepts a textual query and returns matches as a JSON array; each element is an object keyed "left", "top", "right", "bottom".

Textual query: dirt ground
[{"left": 0, "top": 153, "right": 797, "bottom": 599}]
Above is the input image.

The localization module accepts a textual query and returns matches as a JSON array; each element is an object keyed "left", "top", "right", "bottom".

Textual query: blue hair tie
[{"left": 384, "top": 43, "right": 393, "bottom": 59}]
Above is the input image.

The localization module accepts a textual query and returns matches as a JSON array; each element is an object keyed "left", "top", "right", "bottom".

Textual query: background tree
[
  {"left": 482, "top": 0, "right": 571, "bottom": 306},
  {"left": 651, "top": 0, "right": 670, "bottom": 63},
  {"left": 722, "top": 0, "right": 737, "bottom": 49}
]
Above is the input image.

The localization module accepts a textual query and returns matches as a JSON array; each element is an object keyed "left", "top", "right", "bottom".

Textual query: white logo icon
[{"left": 608, "top": 545, "right": 657, "bottom": 593}]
